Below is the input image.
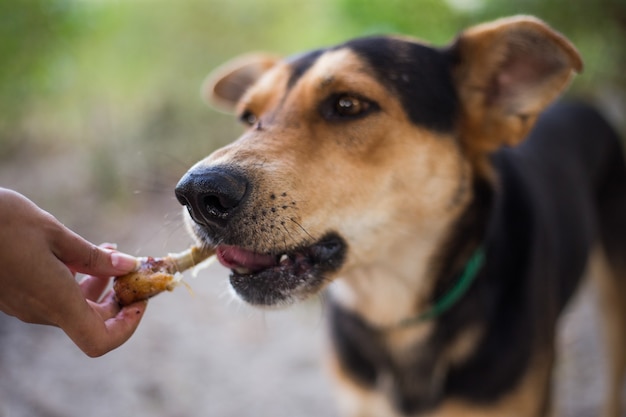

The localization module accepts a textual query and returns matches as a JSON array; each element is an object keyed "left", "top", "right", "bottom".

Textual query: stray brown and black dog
[{"left": 175, "top": 16, "right": 626, "bottom": 417}]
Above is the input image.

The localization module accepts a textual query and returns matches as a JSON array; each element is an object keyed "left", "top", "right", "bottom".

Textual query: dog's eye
[
  {"left": 321, "top": 94, "right": 378, "bottom": 121},
  {"left": 239, "top": 110, "right": 257, "bottom": 126},
  {"left": 336, "top": 96, "right": 366, "bottom": 116}
]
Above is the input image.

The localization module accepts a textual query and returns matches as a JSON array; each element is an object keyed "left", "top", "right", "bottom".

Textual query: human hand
[{"left": 0, "top": 188, "right": 147, "bottom": 357}]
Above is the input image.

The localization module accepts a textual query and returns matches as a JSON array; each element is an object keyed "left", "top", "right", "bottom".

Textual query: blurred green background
[
  {"left": 0, "top": 2, "right": 624, "bottom": 416},
  {"left": 1, "top": 0, "right": 625, "bottom": 216}
]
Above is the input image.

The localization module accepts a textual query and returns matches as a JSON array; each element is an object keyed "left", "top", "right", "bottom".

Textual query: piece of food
[{"left": 114, "top": 246, "right": 215, "bottom": 306}]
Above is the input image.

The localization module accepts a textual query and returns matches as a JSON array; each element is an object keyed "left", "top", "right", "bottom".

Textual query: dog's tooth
[
  {"left": 234, "top": 267, "right": 251, "bottom": 275},
  {"left": 279, "top": 254, "right": 290, "bottom": 265}
]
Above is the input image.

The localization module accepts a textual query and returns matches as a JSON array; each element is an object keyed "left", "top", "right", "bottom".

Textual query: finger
[
  {"left": 100, "top": 301, "right": 148, "bottom": 353},
  {"left": 61, "top": 300, "right": 147, "bottom": 357},
  {"left": 50, "top": 226, "right": 138, "bottom": 277},
  {"left": 89, "top": 291, "right": 120, "bottom": 319},
  {"left": 79, "top": 275, "right": 111, "bottom": 302}
]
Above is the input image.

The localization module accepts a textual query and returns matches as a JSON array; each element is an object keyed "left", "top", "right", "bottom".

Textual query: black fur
[
  {"left": 286, "top": 37, "right": 459, "bottom": 132},
  {"left": 287, "top": 49, "right": 325, "bottom": 89},
  {"left": 328, "top": 102, "right": 626, "bottom": 415},
  {"left": 342, "top": 37, "right": 459, "bottom": 132}
]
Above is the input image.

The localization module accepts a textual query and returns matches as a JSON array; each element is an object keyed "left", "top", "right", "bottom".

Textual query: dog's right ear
[{"left": 202, "top": 53, "right": 281, "bottom": 113}]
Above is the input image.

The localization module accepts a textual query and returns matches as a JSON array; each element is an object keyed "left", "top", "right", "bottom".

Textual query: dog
[{"left": 174, "top": 16, "right": 626, "bottom": 417}]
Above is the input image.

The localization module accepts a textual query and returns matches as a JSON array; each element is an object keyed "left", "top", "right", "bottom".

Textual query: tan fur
[
  {"left": 326, "top": 350, "right": 398, "bottom": 417},
  {"left": 202, "top": 48, "right": 472, "bottom": 317},
  {"left": 198, "top": 15, "right": 598, "bottom": 417},
  {"left": 589, "top": 247, "right": 626, "bottom": 417}
]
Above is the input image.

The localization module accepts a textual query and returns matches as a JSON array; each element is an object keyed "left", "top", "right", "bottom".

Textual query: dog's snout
[{"left": 175, "top": 167, "right": 249, "bottom": 228}]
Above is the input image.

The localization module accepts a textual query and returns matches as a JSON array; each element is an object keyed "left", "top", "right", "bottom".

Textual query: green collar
[{"left": 395, "top": 246, "right": 485, "bottom": 328}]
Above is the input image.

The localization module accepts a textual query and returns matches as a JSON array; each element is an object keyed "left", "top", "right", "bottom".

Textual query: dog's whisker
[
  {"left": 279, "top": 222, "right": 305, "bottom": 249},
  {"left": 289, "top": 218, "right": 315, "bottom": 242}
]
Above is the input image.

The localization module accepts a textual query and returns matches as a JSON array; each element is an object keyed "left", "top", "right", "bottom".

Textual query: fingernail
[{"left": 111, "top": 252, "right": 140, "bottom": 271}]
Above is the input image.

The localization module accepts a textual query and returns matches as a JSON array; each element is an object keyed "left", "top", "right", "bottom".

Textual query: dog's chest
[{"left": 329, "top": 302, "right": 451, "bottom": 415}]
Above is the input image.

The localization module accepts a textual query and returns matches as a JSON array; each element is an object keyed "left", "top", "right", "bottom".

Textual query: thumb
[{"left": 51, "top": 224, "right": 138, "bottom": 277}]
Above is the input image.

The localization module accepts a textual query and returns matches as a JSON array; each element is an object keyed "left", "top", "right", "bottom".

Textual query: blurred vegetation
[{"left": 0, "top": 0, "right": 624, "bottom": 204}]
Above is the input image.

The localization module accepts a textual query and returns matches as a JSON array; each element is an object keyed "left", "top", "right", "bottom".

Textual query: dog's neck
[
  {"left": 328, "top": 179, "right": 491, "bottom": 331},
  {"left": 329, "top": 238, "right": 445, "bottom": 330}
]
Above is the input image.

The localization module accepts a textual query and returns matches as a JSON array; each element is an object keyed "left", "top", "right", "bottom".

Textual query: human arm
[{"left": 0, "top": 188, "right": 146, "bottom": 357}]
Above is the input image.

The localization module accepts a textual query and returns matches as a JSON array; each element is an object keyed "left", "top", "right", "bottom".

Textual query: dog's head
[{"left": 176, "top": 16, "right": 581, "bottom": 307}]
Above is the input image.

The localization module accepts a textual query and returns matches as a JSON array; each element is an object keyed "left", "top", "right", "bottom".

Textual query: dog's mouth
[{"left": 215, "top": 233, "right": 347, "bottom": 306}]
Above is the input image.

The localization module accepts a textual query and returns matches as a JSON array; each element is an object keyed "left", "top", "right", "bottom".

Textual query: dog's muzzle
[{"left": 174, "top": 164, "right": 347, "bottom": 306}]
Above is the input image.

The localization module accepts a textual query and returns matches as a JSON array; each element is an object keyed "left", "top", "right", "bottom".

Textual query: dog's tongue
[{"left": 216, "top": 245, "right": 276, "bottom": 272}]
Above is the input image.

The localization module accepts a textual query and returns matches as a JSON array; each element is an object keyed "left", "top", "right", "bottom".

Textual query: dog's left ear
[
  {"left": 202, "top": 53, "right": 281, "bottom": 112},
  {"left": 448, "top": 16, "right": 583, "bottom": 157}
]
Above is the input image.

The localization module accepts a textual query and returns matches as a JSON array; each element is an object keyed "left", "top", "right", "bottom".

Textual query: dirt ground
[{"left": 0, "top": 150, "right": 623, "bottom": 417}]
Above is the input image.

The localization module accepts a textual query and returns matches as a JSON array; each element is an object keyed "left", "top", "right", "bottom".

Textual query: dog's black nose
[{"left": 175, "top": 167, "right": 249, "bottom": 228}]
